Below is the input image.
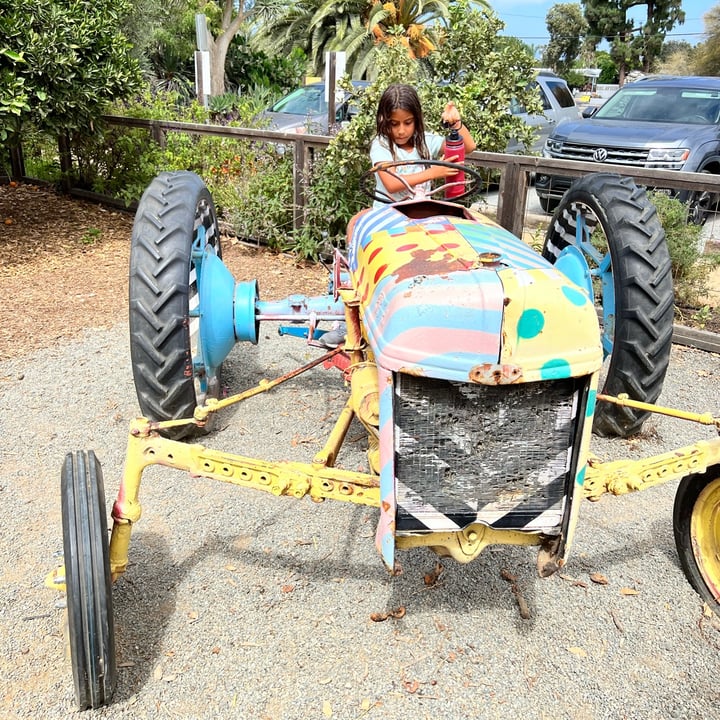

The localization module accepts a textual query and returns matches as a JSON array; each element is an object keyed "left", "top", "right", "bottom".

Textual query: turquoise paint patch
[
  {"left": 577, "top": 465, "right": 586, "bottom": 486},
  {"left": 540, "top": 358, "right": 571, "bottom": 379},
  {"left": 562, "top": 285, "right": 589, "bottom": 307},
  {"left": 517, "top": 308, "right": 544, "bottom": 339},
  {"left": 586, "top": 389, "right": 597, "bottom": 417}
]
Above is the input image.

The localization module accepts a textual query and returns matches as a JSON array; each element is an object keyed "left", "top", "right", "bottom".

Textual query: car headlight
[
  {"left": 647, "top": 148, "right": 690, "bottom": 163},
  {"left": 544, "top": 137, "right": 564, "bottom": 155}
]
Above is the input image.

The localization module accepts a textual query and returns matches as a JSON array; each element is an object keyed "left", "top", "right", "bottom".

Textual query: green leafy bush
[
  {"left": 294, "top": 0, "right": 540, "bottom": 258},
  {"left": 649, "top": 190, "right": 718, "bottom": 307},
  {"left": 229, "top": 146, "right": 294, "bottom": 251}
]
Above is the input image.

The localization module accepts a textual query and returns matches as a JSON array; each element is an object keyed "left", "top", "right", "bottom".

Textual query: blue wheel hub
[{"left": 196, "top": 245, "right": 259, "bottom": 373}]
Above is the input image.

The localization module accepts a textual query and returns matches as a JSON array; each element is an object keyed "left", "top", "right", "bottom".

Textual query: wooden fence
[
  {"left": 7, "top": 114, "right": 720, "bottom": 240},
  {"left": 105, "top": 117, "right": 720, "bottom": 240}
]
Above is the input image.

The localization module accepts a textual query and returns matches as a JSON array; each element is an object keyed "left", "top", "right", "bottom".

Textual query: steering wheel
[{"left": 360, "top": 159, "right": 483, "bottom": 204}]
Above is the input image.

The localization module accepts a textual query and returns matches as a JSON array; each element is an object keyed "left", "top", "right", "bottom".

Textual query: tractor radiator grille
[{"left": 393, "top": 374, "right": 586, "bottom": 533}]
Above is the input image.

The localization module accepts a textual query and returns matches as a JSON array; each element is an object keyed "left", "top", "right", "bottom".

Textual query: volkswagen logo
[{"left": 592, "top": 148, "right": 608, "bottom": 162}]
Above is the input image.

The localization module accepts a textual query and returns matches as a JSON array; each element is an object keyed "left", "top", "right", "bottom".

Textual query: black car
[{"left": 535, "top": 76, "right": 720, "bottom": 219}]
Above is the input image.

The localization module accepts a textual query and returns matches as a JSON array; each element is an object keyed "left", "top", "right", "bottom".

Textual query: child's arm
[{"left": 375, "top": 163, "right": 453, "bottom": 195}]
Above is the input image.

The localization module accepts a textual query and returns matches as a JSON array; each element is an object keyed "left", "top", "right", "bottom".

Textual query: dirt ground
[
  {"left": 1, "top": 181, "right": 718, "bottom": 362},
  {"left": 0, "top": 182, "right": 328, "bottom": 360}
]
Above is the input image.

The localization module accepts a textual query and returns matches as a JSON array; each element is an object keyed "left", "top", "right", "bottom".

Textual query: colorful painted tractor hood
[{"left": 348, "top": 204, "right": 603, "bottom": 384}]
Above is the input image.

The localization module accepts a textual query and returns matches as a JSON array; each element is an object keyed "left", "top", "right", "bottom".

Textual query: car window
[
  {"left": 271, "top": 87, "right": 327, "bottom": 115},
  {"left": 511, "top": 81, "right": 548, "bottom": 115},
  {"left": 595, "top": 87, "right": 720, "bottom": 124},
  {"left": 544, "top": 79, "right": 576, "bottom": 108},
  {"left": 538, "top": 83, "right": 552, "bottom": 111}
]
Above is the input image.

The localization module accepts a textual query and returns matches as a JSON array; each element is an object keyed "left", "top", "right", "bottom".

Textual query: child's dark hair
[{"left": 376, "top": 83, "right": 430, "bottom": 160}]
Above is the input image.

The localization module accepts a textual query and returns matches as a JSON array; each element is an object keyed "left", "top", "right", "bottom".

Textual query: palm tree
[
  {"left": 367, "top": 0, "right": 451, "bottom": 59},
  {"left": 254, "top": 0, "right": 374, "bottom": 77}
]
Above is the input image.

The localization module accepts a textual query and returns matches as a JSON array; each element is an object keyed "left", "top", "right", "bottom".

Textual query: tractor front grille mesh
[{"left": 393, "top": 374, "right": 584, "bottom": 532}]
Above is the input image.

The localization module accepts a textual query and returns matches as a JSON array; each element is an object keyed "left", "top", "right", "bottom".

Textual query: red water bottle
[{"left": 444, "top": 124, "right": 465, "bottom": 199}]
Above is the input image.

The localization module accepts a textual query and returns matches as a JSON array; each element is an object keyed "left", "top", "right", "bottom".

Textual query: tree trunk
[{"left": 207, "top": 1, "right": 246, "bottom": 98}]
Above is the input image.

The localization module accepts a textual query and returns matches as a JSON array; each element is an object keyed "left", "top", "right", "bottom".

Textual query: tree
[
  {"left": 0, "top": 0, "right": 142, "bottom": 144},
  {"left": 120, "top": 0, "right": 198, "bottom": 97},
  {"left": 196, "top": 1, "right": 251, "bottom": 96},
  {"left": 421, "top": 0, "right": 541, "bottom": 152},
  {"left": 583, "top": 0, "right": 684, "bottom": 82},
  {"left": 631, "top": 0, "right": 685, "bottom": 73},
  {"left": 0, "top": 50, "right": 29, "bottom": 142},
  {"left": 543, "top": 3, "right": 588, "bottom": 72},
  {"left": 254, "top": 0, "right": 374, "bottom": 78},
  {"left": 367, "top": 0, "right": 452, "bottom": 59},
  {"left": 595, "top": 49, "right": 618, "bottom": 83},
  {"left": 656, "top": 39, "right": 695, "bottom": 74},
  {"left": 694, "top": 5, "right": 720, "bottom": 76},
  {"left": 583, "top": 0, "right": 637, "bottom": 84}
]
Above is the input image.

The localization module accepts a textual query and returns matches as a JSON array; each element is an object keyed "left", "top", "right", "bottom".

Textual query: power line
[{"left": 503, "top": 31, "right": 706, "bottom": 41}]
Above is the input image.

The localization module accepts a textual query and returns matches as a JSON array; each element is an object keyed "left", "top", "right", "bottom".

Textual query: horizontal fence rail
[{"left": 8, "top": 114, "right": 720, "bottom": 239}]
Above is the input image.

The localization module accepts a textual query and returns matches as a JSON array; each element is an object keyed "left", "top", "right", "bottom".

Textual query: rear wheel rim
[{"left": 189, "top": 200, "right": 221, "bottom": 405}]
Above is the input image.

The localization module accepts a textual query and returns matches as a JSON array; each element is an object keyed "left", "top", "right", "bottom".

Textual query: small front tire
[{"left": 61, "top": 450, "right": 116, "bottom": 710}]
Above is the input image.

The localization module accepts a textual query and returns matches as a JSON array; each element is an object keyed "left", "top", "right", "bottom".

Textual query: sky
[{"left": 491, "top": 0, "right": 709, "bottom": 49}]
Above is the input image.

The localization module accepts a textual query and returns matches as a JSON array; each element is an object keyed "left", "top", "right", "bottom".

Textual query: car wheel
[
  {"left": 129, "top": 171, "right": 223, "bottom": 440},
  {"left": 687, "top": 170, "right": 720, "bottom": 226},
  {"left": 673, "top": 467, "right": 720, "bottom": 613},
  {"left": 542, "top": 173, "right": 674, "bottom": 437}
]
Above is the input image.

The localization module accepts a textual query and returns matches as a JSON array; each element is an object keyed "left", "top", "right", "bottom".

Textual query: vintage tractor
[{"left": 51, "top": 165, "right": 720, "bottom": 709}]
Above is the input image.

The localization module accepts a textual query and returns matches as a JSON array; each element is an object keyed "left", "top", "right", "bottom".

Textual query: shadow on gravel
[
  {"left": 111, "top": 532, "right": 177, "bottom": 702},
  {"left": 570, "top": 513, "right": 678, "bottom": 577},
  {"left": 108, "top": 522, "right": 385, "bottom": 701}
]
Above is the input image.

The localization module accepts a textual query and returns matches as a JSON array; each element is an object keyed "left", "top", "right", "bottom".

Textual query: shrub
[
  {"left": 649, "top": 190, "right": 718, "bottom": 307},
  {"left": 227, "top": 145, "right": 294, "bottom": 251}
]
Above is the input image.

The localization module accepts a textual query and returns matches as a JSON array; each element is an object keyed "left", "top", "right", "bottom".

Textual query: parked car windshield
[
  {"left": 269, "top": 86, "right": 328, "bottom": 116},
  {"left": 594, "top": 85, "right": 720, "bottom": 124}
]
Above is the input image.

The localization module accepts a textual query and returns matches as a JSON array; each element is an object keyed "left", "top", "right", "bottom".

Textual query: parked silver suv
[
  {"left": 536, "top": 75, "right": 720, "bottom": 217},
  {"left": 507, "top": 71, "right": 581, "bottom": 154}
]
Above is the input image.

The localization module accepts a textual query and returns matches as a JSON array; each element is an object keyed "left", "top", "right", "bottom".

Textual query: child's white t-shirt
[{"left": 369, "top": 133, "right": 444, "bottom": 206}]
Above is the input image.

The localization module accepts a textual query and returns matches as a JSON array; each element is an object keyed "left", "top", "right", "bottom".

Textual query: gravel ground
[{"left": 1, "top": 323, "right": 720, "bottom": 720}]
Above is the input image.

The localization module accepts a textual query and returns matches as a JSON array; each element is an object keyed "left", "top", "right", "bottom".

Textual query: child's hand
[
  {"left": 441, "top": 102, "right": 461, "bottom": 127},
  {"left": 430, "top": 160, "right": 462, "bottom": 180}
]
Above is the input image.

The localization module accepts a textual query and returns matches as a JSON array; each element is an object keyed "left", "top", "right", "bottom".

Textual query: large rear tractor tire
[
  {"left": 129, "top": 171, "right": 222, "bottom": 440},
  {"left": 542, "top": 173, "right": 674, "bottom": 437},
  {"left": 673, "top": 467, "right": 720, "bottom": 614}
]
